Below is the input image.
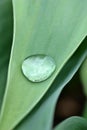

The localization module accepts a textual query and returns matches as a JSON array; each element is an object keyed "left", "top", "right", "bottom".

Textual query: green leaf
[
  {"left": 0, "top": 0, "right": 13, "bottom": 109},
  {"left": 80, "top": 58, "right": 87, "bottom": 118},
  {"left": 54, "top": 116, "right": 87, "bottom": 130},
  {"left": 14, "top": 37, "right": 87, "bottom": 130},
  {"left": 80, "top": 58, "right": 87, "bottom": 95},
  {"left": 0, "top": 1, "right": 87, "bottom": 130},
  {"left": 83, "top": 103, "right": 87, "bottom": 118}
]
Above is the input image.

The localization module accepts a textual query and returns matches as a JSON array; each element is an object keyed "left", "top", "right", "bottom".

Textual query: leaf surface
[
  {"left": 0, "top": 0, "right": 87, "bottom": 130},
  {"left": 0, "top": 0, "right": 13, "bottom": 109},
  {"left": 80, "top": 58, "right": 87, "bottom": 118},
  {"left": 54, "top": 116, "right": 87, "bottom": 130},
  {"left": 15, "top": 37, "right": 87, "bottom": 130}
]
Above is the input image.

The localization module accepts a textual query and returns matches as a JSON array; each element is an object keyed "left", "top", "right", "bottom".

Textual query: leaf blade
[
  {"left": 0, "top": 0, "right": 87, "bottom": 130},
  {"left": 15, "top": 37, "right": 87, "bottom": 130},
  {"left": 0, "top": 0, "right": 13, "bottom": 109},
  {"left": 54, "top": 116, "right": 87, "bottom": 130}
]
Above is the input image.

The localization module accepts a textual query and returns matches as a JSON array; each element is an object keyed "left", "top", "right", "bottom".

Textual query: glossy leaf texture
[
  {"left": 54, "top": 116, "right": 87, "bottom": 130},
  {"left": 0, "top": 0, "right": 87, "bottom": 130},
  {"left": 0, "top": 0, "right": 13, "bottom": 109},
  {"left": 14, "top": 37, "right": 87, "bottom": 130}
]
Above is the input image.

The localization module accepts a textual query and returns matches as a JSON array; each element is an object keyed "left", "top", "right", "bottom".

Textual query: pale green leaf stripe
[
  {"left": 15, "top": 37, "right": 87, "bottom": 130},
  {"left": 0, "top": 0, "right": 13, "bottom": 109},
  {"left": 54, "top": 116, "right": 87, "bottom": 130},
  {"left": 0, "top": 0, "right": 87, "bottom": 130}
]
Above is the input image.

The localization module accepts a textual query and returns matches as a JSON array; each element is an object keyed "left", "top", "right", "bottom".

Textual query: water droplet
[{"left": 22, "top": 54, "right": 56, "bottom": 82}]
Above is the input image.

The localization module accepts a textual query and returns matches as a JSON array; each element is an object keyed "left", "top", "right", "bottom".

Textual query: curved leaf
[
  {"left": 15, "top": 37, "right": 87, "bottom": 130},
  {"left": 0, "top": 0, "right": 13, "bottom": 109},
  {"left": 0, "top": 0, "right": 87, "bottom": 130},
  {"left": 54, "top": 116, "right": 87, "bottom": 130},
  {"left": 80, "top": 58, "right": 87, "bottom": 118},
  {"left": 80, "top": 58, "right": 87, "bottom": 95}
]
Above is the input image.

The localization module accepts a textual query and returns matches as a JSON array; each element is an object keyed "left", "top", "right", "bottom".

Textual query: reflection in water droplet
[{"left": 22, "top": 54, "right": 56, "bottom": 82}]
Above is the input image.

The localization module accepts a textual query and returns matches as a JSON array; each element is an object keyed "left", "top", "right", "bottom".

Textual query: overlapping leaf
[
  {"left": 15, "top": 37, "right": 87, "bottom": 130},
  {"left": 0, "top": 0, "right": 13, "bottom": 109},
  {"left": 80, "top": 58, "right": 87, "bottom": 118},
  {"left": 80, "top": 58, "right": 87, "bottom": 95},
  {"left": 54, "top": 116, "right": 87, "bottom": 130},
  {"left": 0, "top": 0, "right": 87, "bottom": 130}
]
